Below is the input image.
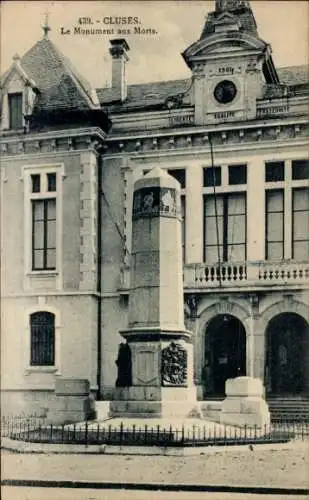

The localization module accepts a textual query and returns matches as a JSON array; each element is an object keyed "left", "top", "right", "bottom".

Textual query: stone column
[
  {"left": 186, "top": 165, "right": 203, "bottom": 263},
  {"left": 247, "top": 158, "right": 265, "bottom": 266},
  {"left": 110, "top": 167, "right": 198, "bottom": 418}
]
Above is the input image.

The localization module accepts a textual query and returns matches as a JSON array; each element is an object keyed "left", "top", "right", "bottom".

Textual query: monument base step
[
  {"left": 95, "top": 401, "right": 111, "bottom": 420},
  {"left": 109, "top": 400, "right": 201, "bottom": 419}
]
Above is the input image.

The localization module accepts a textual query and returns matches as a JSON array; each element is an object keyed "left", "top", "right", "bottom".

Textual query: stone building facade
[{"left": 1, "top": 0, "right": 308, "bottom": 415}]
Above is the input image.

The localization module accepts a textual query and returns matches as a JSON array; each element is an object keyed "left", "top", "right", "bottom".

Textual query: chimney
[{"left": 109, "top": 39, "right": 130, "bottom": 102}]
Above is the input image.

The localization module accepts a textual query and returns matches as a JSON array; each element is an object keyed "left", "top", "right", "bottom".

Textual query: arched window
[{"left": 30, "top": 312, "right": 55, "bottom": 366}]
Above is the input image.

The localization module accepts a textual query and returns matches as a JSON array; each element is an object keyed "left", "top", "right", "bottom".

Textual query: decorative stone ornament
[
  {"left": 161, "top": 342, "right": 188, "bottom": 386},
  {"left": 132, "top": 186, "right": 179, "bottom": 220}
]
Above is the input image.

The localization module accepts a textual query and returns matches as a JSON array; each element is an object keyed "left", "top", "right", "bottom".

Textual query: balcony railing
[
  {"left": 119, "top": 261, "right": 309, "bottom": 292},
  {"left": 184, "top": 261, "right": 309, "bottom": 289}
]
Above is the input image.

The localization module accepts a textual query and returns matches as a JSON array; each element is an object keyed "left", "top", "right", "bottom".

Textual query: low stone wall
[
  {"left": 47, "top": 378, "right": 94, "bottom": 425},
  {"left": 220, "top": 377, "right": 270, "bottom": 428}
]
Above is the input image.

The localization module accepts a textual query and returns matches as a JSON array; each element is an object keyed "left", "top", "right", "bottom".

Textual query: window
[
  {"left": 29, "top": 171, "right": 58, "bottom": 271},
  {"left": 203, "top": 167, "right": 221, "bottom": 187},
  {"left": 47, "top": 173, "right": 57, "bottom": 192},
  {"left": 292, "top": 188, "right": 309, "bottom": 260},
  {"left": 228, "top": 164, "right": 247, "bottom": 185},
  {"left": 292, "top": 160, "right": 309, "bottom": 180},
  {"left": 265, "top": 190, "right": 284, "bottom": 260},
  {"left": 204, "top": 193, "right": 246, "bottom": 262},
  {"left": 30, "top": 312, "right": 55, "bottom": 366},
  {"left": 32, "top": 199, "right": 56, "bottom": 270},
  {"left": 8, "top": 92, "right": 23, "bottom": 129},
  {"left": 265, "top": 161, "right": 285, "bottom": 182},
  {"left": 31, "top": 174, "right": 41, "bottom": 193},
  {"left": 167, "top": 169, "right": 186, "bottom": 189}
]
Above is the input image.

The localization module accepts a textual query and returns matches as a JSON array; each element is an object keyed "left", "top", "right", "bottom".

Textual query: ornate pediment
[
  {"left": 213, "top": 11, "right": 241, "bottom": 33},
  {"left": 1, "top": 56, "right": 37, "bottom": 92},
  {"left": 182, "top": 31, "right": 267, "bottom": 68}
]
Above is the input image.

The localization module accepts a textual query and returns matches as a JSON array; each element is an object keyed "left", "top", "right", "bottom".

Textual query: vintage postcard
[{"left": 1, "top": 0, "right": 309, "bottom": 499}]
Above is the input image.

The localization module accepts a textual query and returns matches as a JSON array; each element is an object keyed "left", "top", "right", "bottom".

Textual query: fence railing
[
  {"left": 1, "top": 413, "right": 47, "bottom": 438},
  {"left": 2, "top": 417, "right": 309, "bottom": 447}
]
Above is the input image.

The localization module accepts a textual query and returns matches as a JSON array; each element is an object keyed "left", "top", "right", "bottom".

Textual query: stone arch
[
  {"left": 261, "top": 299, "right": 309, "bottom": 395},
  {"left": 197, "top": 299, "right": 250, "bottom": 331},
  {"left": 197, "top": 301, "right": 250, "bottom": 397},
  {"left": 259, "top": 298, "right": 309, "bottom": 331}
]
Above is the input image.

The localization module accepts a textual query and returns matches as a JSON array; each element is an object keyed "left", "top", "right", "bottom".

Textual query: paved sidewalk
[{"left": 1, "top": 440, "right": 308, "bottom": 493}]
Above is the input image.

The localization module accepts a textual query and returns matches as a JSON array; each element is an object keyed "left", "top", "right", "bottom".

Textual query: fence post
[
  {"left": 120, "top": 422, "right": 123, "bottom": 444},
  {"left": 96, "top": 423, "right": 100, "bottom": 442},
  {"left": 50, "top": 424, "right": 53, "bottom": 442},
  {"left": 85, "top": 421, "right": 88, "bottom": 444},
  {"left": 181, "top": 424, "right": 185, "bottom": 444}
]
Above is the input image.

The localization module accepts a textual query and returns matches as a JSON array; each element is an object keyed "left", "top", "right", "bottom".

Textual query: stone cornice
[
  {"left": 106, "top": 116, "right": 308, "bottom": 142},
  {"left": 101, "top": 120, "right": 309, "bottom": 158},
  {"left": 0, "top": 126, "right": 106, "bottom": 142},
  {"left": 0, "top": 127, "right": 106, "bottom": 156}
]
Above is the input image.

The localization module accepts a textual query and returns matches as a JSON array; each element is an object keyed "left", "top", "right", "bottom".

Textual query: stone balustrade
[
  {"left": 184, "top": 260, "right": 309, "bottom": 289},
  {"left": 258, "top": 261, "right": 309, "bottom": 284},
  {"left": 119, "top": 260, "right": 309, "bottom": 292}
]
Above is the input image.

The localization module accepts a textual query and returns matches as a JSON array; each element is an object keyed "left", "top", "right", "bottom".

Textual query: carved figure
[
  {"left": 143, "top": 191, "right": 154, "bottom": 210},
  {"left": 161, "top": 189, "right": 175, "bottom": 212},
  {"left": 115, "top": 342, "right": 132, "bottom": 387},
  {"left": 161, "top": 341, "right": 187, "bottom": 386}
]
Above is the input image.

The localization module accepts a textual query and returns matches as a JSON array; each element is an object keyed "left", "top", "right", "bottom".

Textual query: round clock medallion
[{"left": 214, "top": 80, "right": 237, "bottom": 104}]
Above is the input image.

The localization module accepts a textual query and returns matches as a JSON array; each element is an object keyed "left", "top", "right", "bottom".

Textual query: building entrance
[
  {"left": 204, "top": 314, "right": 246, "bottom": 397},
  {"left": 265, "top": 313, "right": 309, "bottom": 395}
]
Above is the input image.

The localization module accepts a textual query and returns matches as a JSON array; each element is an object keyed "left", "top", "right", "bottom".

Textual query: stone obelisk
[{"left": 110, "top": 167, "right": 197, "bottom": 418}]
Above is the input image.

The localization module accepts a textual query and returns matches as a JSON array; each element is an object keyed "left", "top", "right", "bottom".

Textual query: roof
[
  {"left": 97, "top": 78, "right": 191, "bottom": 106},
  {"left": 200, "top": 8, "right": 258, "bottom": 39},
  {"left": 97, "top": 78, "right": 193, "bottom": 111},
  {"left": 96, "top": 65, "right": 309, "bottom": 110},
  {"left": 19, "top": 37, "right": 97, "bottom": 112},
  {"left": 277, "top": 66, "right": 309, "bottom": 86}
]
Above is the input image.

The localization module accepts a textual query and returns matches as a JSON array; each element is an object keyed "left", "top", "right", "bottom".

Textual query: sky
[{"left": 1, "top": 1, "right": 308, "bottom": 88}]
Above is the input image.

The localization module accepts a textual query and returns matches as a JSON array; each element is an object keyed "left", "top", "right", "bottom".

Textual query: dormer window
[{"left": 8, "top": 92, "right": 23, "bottom": 129}]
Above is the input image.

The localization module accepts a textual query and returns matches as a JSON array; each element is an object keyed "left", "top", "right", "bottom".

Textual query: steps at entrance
[{"left": 267, "top": 396, "right": 309, "bottom": 421}]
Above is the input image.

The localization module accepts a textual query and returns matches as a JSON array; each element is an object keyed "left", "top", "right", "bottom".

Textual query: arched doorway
[
  {"left": 265, "top": 313, "right": 309, "bottom": 395},
  {"left": 204, "top": 314, "right": 246, "bottom": 397}
]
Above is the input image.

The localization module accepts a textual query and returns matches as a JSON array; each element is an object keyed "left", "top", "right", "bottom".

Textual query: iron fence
[
  {"left": 1, "top": 413, "right": 47, "bottom": 438},
  {"left": 1, "top": 415, "right": 309, "bottom": 447}
]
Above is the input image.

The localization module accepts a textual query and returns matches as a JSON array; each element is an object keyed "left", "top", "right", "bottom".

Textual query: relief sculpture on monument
[{"left": 161, "top": 342, "right": 188, "bottom": 386}]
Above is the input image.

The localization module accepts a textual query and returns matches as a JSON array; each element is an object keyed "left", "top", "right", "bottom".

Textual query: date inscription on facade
[
  {"left": 218, "top": 67, "right": 234, "bottom": 75},
  {"left": 161, "top": 341, "right": 188, "bottom": 386},
  {"left": 133, "top": 187, "right": 179, "bottom": 220}
]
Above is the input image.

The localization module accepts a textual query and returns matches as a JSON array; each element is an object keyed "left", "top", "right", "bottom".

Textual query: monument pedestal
[
  {"left": 110, "top": 331, "right": 199, "bottom": 418},
  {"left": 220, "top": 376, "right": 270, "bottom": 428}
]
